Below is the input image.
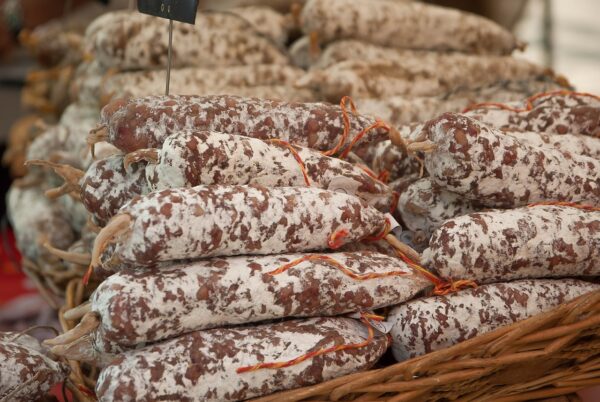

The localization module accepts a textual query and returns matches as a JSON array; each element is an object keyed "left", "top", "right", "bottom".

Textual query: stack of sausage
[
  {"left": 5, "top": 2, "right": 600, "bottom": 401},
  {"left": 4, "top": 1, "right": 312, "bottom": 307},
  {"left": 366, "top": 91, "right": 600, "bottom": 361},
  {"left": 75, "top": 5, "right": 313, "bottom": 107},
  {"left": 293, "top": 0, "right": 570, "bottom": 127},
  {"left": 36, "top": 93, "right": 441, "bottom": 401}
]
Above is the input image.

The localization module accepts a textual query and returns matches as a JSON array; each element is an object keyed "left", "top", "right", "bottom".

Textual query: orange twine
[
  {"left": 322, "top": 96, "right": 357, "bottom": 157},
  {"left": 237, "top": 313, "right": 384, "bottom": 374},
  {"left": 78, "top": 384, "right": 96, "bottom": 397},
  {"left": 463, "top": 90, "right": 600, "bottom": 113},
  {"left": 356, "top": 165, "right": 392, "bottom": 189},
  {"left": 340, "top": 120, "right": 392, "bottom": 159},
  {"left": 269, "top": 139, "right": 311, "bottom": 186},
  {"left": 528, "top": 201, "right": 600, "bottom": 212},
  {"left": 394, "top": 249, "right": 477, "bottom": 296},
  {"left": 267, "top": 254, "right": 408, "bottom": 281},
  {"left": 356, "top": 164, "right": 379, "bottom": 180}
]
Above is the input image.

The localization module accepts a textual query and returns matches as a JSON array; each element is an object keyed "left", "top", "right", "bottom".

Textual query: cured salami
[
  {"left": 70, "top": 59, "right": 107, "bottom": 106},
  {"left": 80, "top": 155, "right": 148, "bottom": 227},
  {"left": 422, "top": 204, "right": 600, "bottom": 283},
  {"left": 389, "top": 279, "right": 599, "bottom": 360},
  {"left": 90, "top": 185, "right": 391, "bottom": 269},
  {"left": 299, "top": 52, "right": 553, "bottom": 101},
  {"left": 132, "top": 130, "right": 395, "bottom": 212},
  {"left": 465, "top": 91, "right": 600, "bottom": 137},
  {"left": 356, "top": 79, "right": 566, "bottom": 128},
  {"left": 0, "top": 335, "right": 69, "bottom": 402},
  {"left": 95, "top": 317, "right": 389, "bottom": 401},
  {"left": 29, "top": 155, "right": 148, "bottom": 227},
  {"left": 58, "top": 251, "right": 429, "bottom": 349},
  {"left": 85, "top": 11, "right": 289, "bottom": 70},
  {"left": 301, "top": 0, "right": 521, "bottom": 55},
  {"left": 411, "top": 113, "right": 600, "bottom": 207},
  {"left": 92, "top": 95, "right": 389, "bottom": 154},
  {"left": 98, "top": 64, "right": 305, "bottom": 105},
  {"left": 230, "top": 6, "right": 290, "bottom": 46},
  {"left": 7, "top": 185, "right": 75, "bottom": 262},
  {"left": 313, "top": 40, "right": 548, "bottom": 75},
  {"left": 398, "top": 177, "right": 480, "bottom": 245},
  {"left": 506, "top": 130, "right": 600, "bottom": 159}
]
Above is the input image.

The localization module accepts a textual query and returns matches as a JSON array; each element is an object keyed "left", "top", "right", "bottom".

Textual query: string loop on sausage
[
  {"left": 340, "top": 120, "right": 391, "bottom": 159},
  {"left": 328, "top": 228, "right": 349, "bottom": 249},
  {"left": 322, "top": 95, "right": 357, "bottom": 156},
  {"left": 393, "top": 247, "right": 477, "bottom": 296},
  {"left": 267, "top": 254, "right": 408, "bottom": 281},
  {"left": 268, "top": 139, "right": 311, "bottom": 186},
  {"left": 236, "top": 313, "right": 383, "bottom": 374}
]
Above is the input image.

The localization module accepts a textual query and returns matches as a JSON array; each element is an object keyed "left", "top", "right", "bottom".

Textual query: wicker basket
[{"left": 257, "top": 289, "right": 600, "bottom": 402}]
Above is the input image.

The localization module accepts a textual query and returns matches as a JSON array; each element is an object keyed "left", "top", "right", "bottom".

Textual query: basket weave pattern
[{"left": 257, "top": 289, "right": 600, "bottom": 402}]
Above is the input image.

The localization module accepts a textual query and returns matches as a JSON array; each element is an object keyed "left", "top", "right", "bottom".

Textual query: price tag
[{"left": 138, "top": 0, "right": 199, "bottom": 24}]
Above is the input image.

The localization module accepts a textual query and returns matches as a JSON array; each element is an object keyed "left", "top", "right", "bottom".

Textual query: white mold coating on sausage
[
  {"left": 106, "top": 185, "right": 388, "bottom": 266},
  {"left": 144, "top": 130, "right": 394, "bottom": 212},
  {"left": 423, "top": 205, "right": 600, "bottom": 283},
  {"left": 389, "top": 279, "right": 599, "bottom": 361},
  {"left": 100, "top": 95, "right": 388, "bottom": 153},
  {"left": 95, "top": 317, "right": 388, "bottom": 401},
  {"left": 301, "top": 0, "right": 519, "bottom": 55},
  {"left": 422, "top": 113, "right": 600, "bottom": 207},
  {"left": 91, "top": 251, "right": 430, "bottom": 347}
]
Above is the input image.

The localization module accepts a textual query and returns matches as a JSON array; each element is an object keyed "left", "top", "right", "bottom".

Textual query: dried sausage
[
  {"left": 85, "top": 10, "right": 289, "bottom": 70},
  {"left": 90, "top": 185, "right": 391, "bottom": 269},
  {"left": 134, "top": 130, "right": 395, "bottom": 212},
  {"left": 94, "top": 95, "right": 389, "bottom": 154},
  {"left": 389, "top": 279, "right": 599, "bottom": 361},
  {"left": 412, "top": 112, "right": 600, "bottom": 207},
  {"left": 95, "top": 317, "right": 389, "bottom": 401},
  {"left": 301, "top": 0, "right": 521, "bottom": 55},
  {"left": 422, "top": 204, "right": 600, "bottom": 283}
]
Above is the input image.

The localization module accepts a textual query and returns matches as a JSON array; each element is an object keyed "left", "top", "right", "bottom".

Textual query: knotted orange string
[
  {"left": 237, "top": 313, "right": 384, "bottom": 374},
  {"left": 463, "top": 90, "right": 600, "bottom": 113},
  {"left": 340, "top": 120, "right": 392, "bottom": 159},
  {"left": 268, "top": 139, "right": 311, "bottom": 186},
  {"left": 267, "top": 254, "right": 408, "bottom": 281},
  {"left": 323, "top": 96, "right": 357, "bottom": 157},
  {"left": 527, "top": 201, "right": 600, "bottom": 212},
  {"left": 394, "top": 249, "right": 477, "bottom": 296}
]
